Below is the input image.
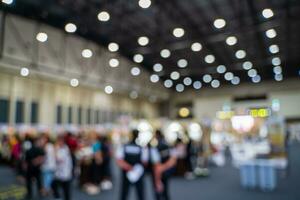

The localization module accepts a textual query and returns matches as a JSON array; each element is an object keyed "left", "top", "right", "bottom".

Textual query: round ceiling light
[
  {"left": 213, "top": 18, "right": 226, "bottom": 29},
  {"left": 131, "top": 67, "right": 141, "bottom": 76},
  {"left": 98, "top": 11, "right": 110, "bottom": 22},
  {"left": 262, "top": 8, "right": 274, "bottom": 19},
  {"left": 204, "top": 54, "right": 215, "bottom": 64},
  {"left": 176, "top": 84, "right": 185, "bottom": 92},
  {"left": 138, "top": 36, "right": 149, "bottom": 46},
  {"left": 65, "top": 23, "right": 77, "bottom": 33},
  {"left": 226, "top": 36, "right": 237, "bottom": 46},
  {"left": 193, "top": 81, "right": 202, "bottom": 89},
  {"left": 20, "top": 67, "right": 29, "bottom": 77},
  {"left": 164, "top": 79, "right": 173, "bottom": 88},
  {"left": 36, "top": 32, "right": 48, "bottom": 42},
  {"left": 173, "top": 28, "right": 185, "bottom": 38},
  {"left": 177, "top": 59, "right": 188, "bottom": 68},
  {"left": 150, "top": 74, "right": 160, "bottom": 83},
  {"left": 81, "top": 49, "right": 93, "bottom": 58},
  {"left": 70, "top": 78, "right": 79, "bottom": 87},
  {"left": 170, "top": 71, "right": 180, "bottom": 80},
  {"left": 133, "top": 54, "right": 144, "bottom": 63},
  {"left": 104, "top": 85, "right": 113, "bottom": 94},
  {"left": 160, "top": 49, "right": 171, "bottom": 58},
  {"left": 109, "top": 58, "right": 119, "bottom": 67},
  {"left": 108, "top": 42, "right": 119, "bottom": 52},
  {"left": 153, "top": 63, "right": 163, "bottom": 72},
  {"left": 191, "top": 42, "right": 202, "bottom": 52}
]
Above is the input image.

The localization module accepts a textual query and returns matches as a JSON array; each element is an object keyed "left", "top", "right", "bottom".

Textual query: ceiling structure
[{"left": 1, "top": 0, "right": 300, "bottom": 92}]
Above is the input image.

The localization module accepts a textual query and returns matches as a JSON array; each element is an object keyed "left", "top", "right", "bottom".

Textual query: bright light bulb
[
  {"left": 104, "top": 85, "right": 113, "bottom": 94},
  {"left": 160, "top": 49, "right": 171, "bottom": 58},
  {"left": 176, "top": 84, "right": 184, "bottom": 92},
  {"left": 224, "top": 72, "right": 234, "bottom": 81},
  {"left": 269, "top": 44, "right": 279, "bottom": 54},
  {"left": 265, "top": 29, "right": 277, "bottom": 38},
  {"left": 70, "top": 78, "right": 79, "bottom": 87},
  {"left": 205, "top": 55, "right": 215, "bottom": 64},
  {"left": 203, "top": 74, "right": 212, "bottom": 83},
  {"left": 173, "top": 28, "right": 185, "bottom": 38},
  {"left": 138, "top": 36, "right": 149, "bottom": 46},
  {"left": 20, "top": 67, "right": 29, "bottom": 77},
  {"left": 138, "top": 0, "right": 151, "bottom": 9},
  {"left": 131, "top": 67, "right": 141, "bottom": 76},
  {"left": 81, "top": 49, "right": 93, "bottom": 58},
  {"left": 226, "top": 36, "right": 237, "bottom": 46},
  {"left": 191, "top": 42, "right": 202, "bottom": 52},
  {"left": 108, "top": 42, "right": 119, "bottom": 52},
  {"left": 272, "top": 57, "right": 281, "bottom": 66},
  {"left": 177, "top": 59, "right": 188, "bottom": 68},
  {"left": 170, "top": 71, "right": 180, "bottom": 80},
  {"left": 150, "top": 74, "right": 159, "bottom": 83},
  {"left": 2, "top": 0, "right": 13, "bottom": 5},
  {"left": 183, "top": 77, "right": 192, "bottom": 86},
  {"left": 214, "top": 18, "right": 226, "bottom": 29},
  {"left": 164, "top": 79, "right": 173, "bottom": 88},
  {"left": 65, "top": 23, "right": 77, "bottom": 33},
  {"left": 211, "top": 80, "right": 220, "bottom": 88},
  {"left": 98, "top": 11, "right": 110, "bottom": 22},
  {"left": 109, "top": 58, "right": 119, "bottom": 67},
  {"left": 153, "top": 63, "right": 163, "bottom": 72},
  {"left": 235, "top": 50, "right": 246, "bottom": 59},
  {"left": 193, "top": 81, "right": 202, "bottom": 89},
  {"left": 217, "top": 65, "right": 226, "bottom": 73},
  {"left": 243, "top": 61, "right": 253, "bottom": 70},
  {"left": 36, "top": 32, "right": 48, "bottom": 42},
  {"left": 231, "top": 76, "right": 240, "bottom": 85},
  {"left": 133, "top": 54, "right": 144, "bottom": 63},
  {"left": 262, "top": 8, "right": 274, "bottom": 19}
]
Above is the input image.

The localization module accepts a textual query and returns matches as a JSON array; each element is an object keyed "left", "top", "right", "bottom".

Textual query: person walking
[
  {"left": 116, "top": 129, "right": 149, "bottom": 200},
  {"left": 151, "top": 130, "right": 177, "bottom": 200},
  {"left": 51, "top": 136, "right": 73, "bottom": 200}
]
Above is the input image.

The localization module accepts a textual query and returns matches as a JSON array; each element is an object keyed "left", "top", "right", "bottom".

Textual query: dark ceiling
[{"left": 1, "top": 0, "right": 300, "bottom": 90}]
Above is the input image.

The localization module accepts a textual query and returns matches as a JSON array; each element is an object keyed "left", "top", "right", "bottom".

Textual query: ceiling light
[
  {"left": 262, "top": 8, "right": 274, "bottom": 19},
  {"left": 204, "top": 54, "right": 215, "bottom": 64},
  {"left": 150, "top": 74, "right": 160, "bottom": 83},
  {"left": 242, "top": 61, "right": 253, "bottom": 70},
  {"left": 170, "top": 71, "right": 180, "bottom": 80},
  {"left": 98, "top": 11, "right": 110, "bottom": 22},
  {"left": 108, "top": 42, "right": 119, "bottom": 52},
  {"left": 252, "top": 75, "right": 261, "bottom": 83},
  {"left": 36, "top": 32, "right": 48, "bottom": 42},
  {"left": 173, "top": 28, "right": 185, "bottom": 38},
  {"left": 138, "top": 36, "right": 149, "bottom": 46},
  {"left": 164, "top": 79, "right": 173, "bottom": 88},
  {"left": 133, "top": 54, "right": 144, "bottom": 63},
  {"left": 176, "top": 84, "right": 184, "bottom": 92},
  {"left": 160, "top": 49, "right": 171, "bottom": 58},
  {"left": 177, "top": 59, "right": 188, "bottom": 68},
  {"left": 275, "top": 74, "right": 283, "bottom": 81},
  {"left": 104, "top": 85, "right": 113, "bottom": 94},
  {"left": 214, "top": 18, "right": 226, "bottom": 29},
  {"left": 203, "top": 74, "right": 212, "bottom": 83},
  {"left": 272, "top": 57, "right": 281, "bottom": 66},
  {"left": 224, "top": 72, "right": 234, "bottom": 81},
  {"left": 183, "top": 77, "right": 192, "bottom": 86},
  {"left": 138, "top": 0, "right": 151, "bottom": 9},
  {"left": 130, "top": 91, "right": 138, "bottom": 99},
  {"left": 235, "top": 50, "right": 246, "bottom": 59},
  {"left": 226, "top": 36, "right": 237, "bottom": 46},
  {"left": 210, "top": 80, "right": 220, "bottom": 89},
  {"left": 217, "top": 65, "right": 226, "bottom": 74},
  {"left": 131, "top": 67, "right": 141, "bottom": 76},
  {"left": 265, "top": 29, "right": 277, "bottom": 38},
  {"left": 2, "top": 0, "right": 13, "bottom": 5},
  {"left": 273, "top": 66, "right": 282, "bottom": 74},
  {"left": 65, "top": 23, "right": 77, "bottom": 33},
  {"left": 153, "top": 63, "right": 163, "bottom": 72},
  {"left": 70, "top": 78, "right": 79, "bottom": 87},
  {"left": 211, "top": 80, "right": 220, "bottom": 88},
  {"left": 81, "top": 49, "right": 93, "bottom": 58},
  {"left": 191, "top": 42, "right": 202, "bottom": 52},
  {"left": 231, "top": 76, "right": 240, "bottom": 85},
  {"left": 269, "top": 44, "right": 279, "bottom": 54},
  {"left": 193, "top": 81, "right": 202, "bottom": 89},
  {"left": 248, "top": 69, "right": 257, "bottom": 77},
  {"left": 20, "top": 67, "right": 29, "bottom": 77},
  {"left": 109, "top": 58, "right": 119, "bottom": 67}
]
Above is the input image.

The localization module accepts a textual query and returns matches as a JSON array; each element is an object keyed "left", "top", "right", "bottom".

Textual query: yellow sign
[
  {"left": 216, "top": 111, "right": 235, "bottom": 120},
  {"left": 249, "top": 108, "right": 270, "bottom": 118},
  {"left": 0, "top": 185, "right": 26, "bottom": 200}
]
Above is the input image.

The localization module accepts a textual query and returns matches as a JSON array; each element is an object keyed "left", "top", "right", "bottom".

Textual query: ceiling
[{"left": 1, "top": 0, "right": 300, "bottom": 91}]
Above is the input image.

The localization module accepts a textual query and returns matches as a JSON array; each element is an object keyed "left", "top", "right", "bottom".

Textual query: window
[
  {"left": 56, "top": 105, "right": 62, "bottom": 124},
  {"left": 15, "top": 100, "right": 24, "bottom": 123},
  {"left": 95, "top": 110, "right": 99, "bottom": 124},
  {"left": 0, "top": 99, "right": 9, "bottom": 123},
  {"left": 87, "top": 108, "right": 92, "bottom": 124},
  {"left": 78, "top": 107, "right": 82, "bottom": 125},
  {"left": 31, "top": 102, "right": 39, "bottom": 124},
  {"left": 68, "top": 106, "right": 73, "bottom": 124}
]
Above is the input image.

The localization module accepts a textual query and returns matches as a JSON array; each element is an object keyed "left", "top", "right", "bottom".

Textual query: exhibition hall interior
[{"left": 0, "top": 0, "right": 300, "bottom": 200}]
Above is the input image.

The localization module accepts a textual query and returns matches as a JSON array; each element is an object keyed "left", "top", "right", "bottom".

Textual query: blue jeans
[{"left": 42, "top": 170, "right": 54, "bottom": 190}]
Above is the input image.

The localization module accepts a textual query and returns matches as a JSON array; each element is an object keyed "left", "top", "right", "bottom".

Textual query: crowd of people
[{"left": 0, "top": 128, "right": 215, "bottom": 200}]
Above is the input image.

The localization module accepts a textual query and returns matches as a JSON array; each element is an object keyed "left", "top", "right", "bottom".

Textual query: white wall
[
  {"left": 0, "top": 71, "right": 159, "bottom": 126},
  {"left": 170, "top": 80, "right": 300, "bottom": 120}
]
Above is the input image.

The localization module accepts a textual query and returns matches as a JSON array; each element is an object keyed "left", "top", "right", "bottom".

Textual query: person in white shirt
[
  {"left": 51, "top": 136, "right": 73, "bottom": 200},
  {"left": 41, "top": 134, "right": 56, "bottom": 196}
]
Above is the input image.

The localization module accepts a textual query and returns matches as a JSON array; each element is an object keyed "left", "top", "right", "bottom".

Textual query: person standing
[
  {"left": 52, "top": 136, "right": 73, "bottom": 200},
  {"left": 151, "top": 130, "right": 177, "bottom": 200},
  {"left": 116, "top": 129, "right": 149, "bottom": 200},
  {"left": 24, "top": 137, "right": 45, "bottom": 200},
  {"left": 41, "top": 134, "right": 56, "bottom": 196}
]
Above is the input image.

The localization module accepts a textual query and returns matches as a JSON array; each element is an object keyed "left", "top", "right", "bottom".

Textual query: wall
[
  {"left": 170, "top": 79, "right": 300, "bottom": 120},
  {"left": 0, "top": 71, "right": 159, "bottom": 126}
]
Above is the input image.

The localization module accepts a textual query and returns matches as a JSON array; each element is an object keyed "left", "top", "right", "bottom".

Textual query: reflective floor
[{"left": 1, "top": 144, "right": 300, "bottom": 200}]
